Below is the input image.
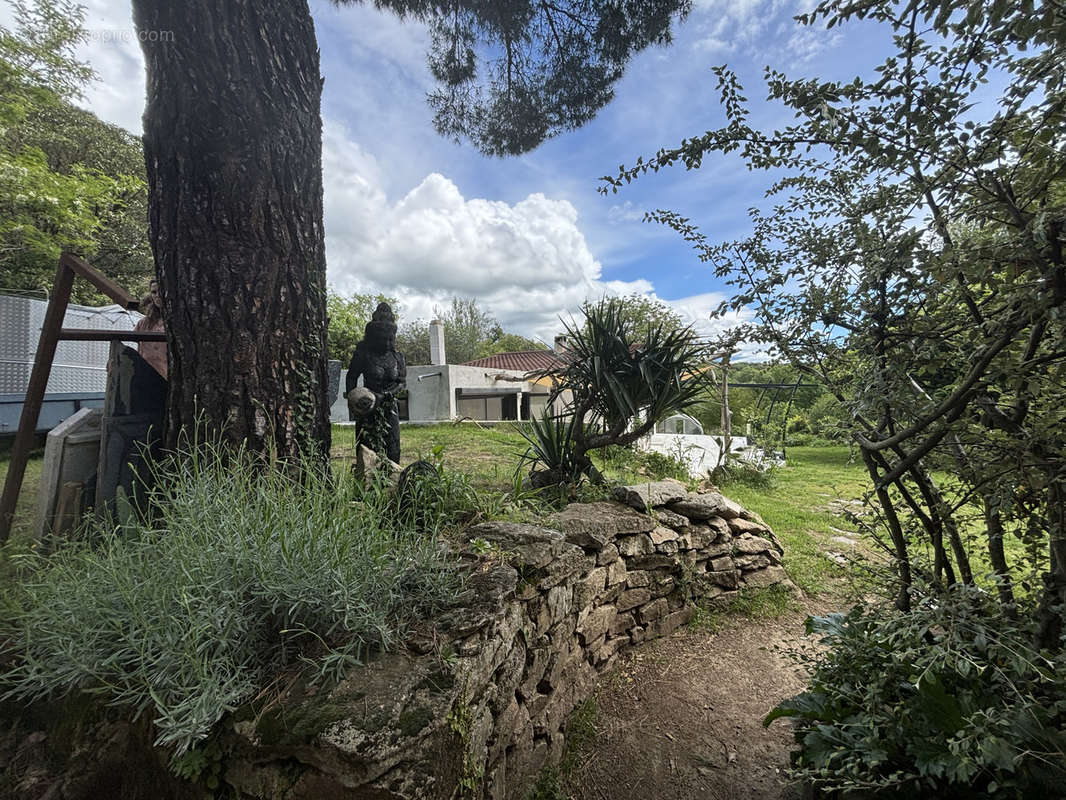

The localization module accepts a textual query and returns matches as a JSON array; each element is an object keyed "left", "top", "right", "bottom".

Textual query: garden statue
[{"left": 345, "top": 302, "right": 406, "bottom": 464}]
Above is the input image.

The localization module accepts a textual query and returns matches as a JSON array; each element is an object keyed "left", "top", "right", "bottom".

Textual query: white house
[
  {"left": 407, "top": 321, "right": 564, "bottom": 422},
  {"left": 332, "top": 319, "right": 568, "bottom": 424}
]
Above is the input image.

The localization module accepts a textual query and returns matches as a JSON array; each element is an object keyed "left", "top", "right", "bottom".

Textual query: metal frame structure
[
  {"left": 0, "top": 253, "right": 166, "bottom": 541},
  {"left": 730, "top": 381, "right": 820, "bottom": 459}
]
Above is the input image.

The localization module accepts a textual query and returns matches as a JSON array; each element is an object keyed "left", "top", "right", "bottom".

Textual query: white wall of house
[
  {"left": 332, "top": 363, "right": 562, "bottom": 423},
  {"left": 407, "top": 365, "right": 453, "bottom": 420},
  {"left": 406, "top": 364, "right": 557, "bottom": 422},
  {"left": 528, "top": 393, "right": 550, "bottom": 418}
]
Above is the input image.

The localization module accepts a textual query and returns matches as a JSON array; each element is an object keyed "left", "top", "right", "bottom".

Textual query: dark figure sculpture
[{"left": 345, "top": 302, "right": 406, "bottom": 464}]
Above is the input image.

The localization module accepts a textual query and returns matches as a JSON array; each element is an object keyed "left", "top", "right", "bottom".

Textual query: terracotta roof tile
[{"left": 460, "top": 350, "right": 563, "bottom": 372}]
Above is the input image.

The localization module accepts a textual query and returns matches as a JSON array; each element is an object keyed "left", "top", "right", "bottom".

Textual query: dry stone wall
[{"left": 223, "top": 479, "right": 792, "bottom": 800}]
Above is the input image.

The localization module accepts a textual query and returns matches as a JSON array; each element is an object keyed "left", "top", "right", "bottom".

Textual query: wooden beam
[
  {"left": 721, "top": 351, "right": 731, "bottom": 464},
  {"left": 52, "top": 481, "right": 84, "bottom": 539},
  {"left": 60, "top": 252, "right": 139, "bottom": 309},
  {"left": 0, "top": 261, "right": 75, "bottom": 541},
  {"left": 58, "top": 329, "right": 166, "bottom": 342}
]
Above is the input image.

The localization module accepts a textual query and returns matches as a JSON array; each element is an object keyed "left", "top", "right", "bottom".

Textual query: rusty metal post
[
  {"left": 720, "top": 350, "right": 732, "bottom": 465},
  {"left": 0, "top": 261, "right": 75, "bottom": 541}
]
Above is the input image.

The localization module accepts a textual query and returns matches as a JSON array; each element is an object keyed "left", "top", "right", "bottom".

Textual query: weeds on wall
[
  {"left": 0, "top": 437, "right": 460, "bottom": 753},
  {"left": 596, "top": 444, "right": 691, "bottom": 485},
  {"left": 526, "top": 697, "right": 600, "bottom": 800},
  {"left": 392, "top": 443, "right": 500, "bottom": 527},
  {"left": 688, "top": 584, "right": 800, "bottom": 633}
]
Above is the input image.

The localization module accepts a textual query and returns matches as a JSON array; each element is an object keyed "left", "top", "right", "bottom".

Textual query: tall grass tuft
[{"left": 0, "top": 438, "right": 459, "bottom": 753}]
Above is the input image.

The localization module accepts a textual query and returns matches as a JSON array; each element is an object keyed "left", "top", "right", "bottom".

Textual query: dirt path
[{"left": 569, "top": 606, "right": 828, "bottom": 800}]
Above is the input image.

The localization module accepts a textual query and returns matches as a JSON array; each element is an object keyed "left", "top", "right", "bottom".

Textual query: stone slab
[
  {"left": 612, "top": 478, "right": 689, "bottom": 512},
  {"left": 35, "top": 407, "right": 102, "bottom": 538},
  {"left": 668, "top": 491, "right": 746, "bottom": 521},
  {"left": 549, "top": 502, "right": 657, "bottom": 550}
]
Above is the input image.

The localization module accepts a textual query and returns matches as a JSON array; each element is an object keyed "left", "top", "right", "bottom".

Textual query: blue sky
[{"left": 5, "top": 0, "right": 897, "bottom": 348}]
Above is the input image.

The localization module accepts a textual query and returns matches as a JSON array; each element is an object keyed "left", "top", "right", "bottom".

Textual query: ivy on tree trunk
[{"left": 133, "top": 0, "right": 330, "bottom": 464}]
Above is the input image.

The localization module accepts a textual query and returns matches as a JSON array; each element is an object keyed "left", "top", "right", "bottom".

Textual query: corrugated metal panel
[
  {"left": 0, "top": 293, "right": 140, "bottom": 394},
  {"left": 0, "top": 294, "right": 32, "bottom": 364}
]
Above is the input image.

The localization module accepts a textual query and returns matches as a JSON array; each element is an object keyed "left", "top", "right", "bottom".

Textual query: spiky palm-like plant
[
  {"left": 532, "top": 297, "right": 713, "bottom": 484},
  {"left": 515, "top": 407, "right": 584, "bottom": 488}
]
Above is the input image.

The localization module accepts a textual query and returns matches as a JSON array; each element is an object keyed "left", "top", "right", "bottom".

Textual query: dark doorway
[{"left": 502, "top": 393, "right": 517, "bottom": 420}]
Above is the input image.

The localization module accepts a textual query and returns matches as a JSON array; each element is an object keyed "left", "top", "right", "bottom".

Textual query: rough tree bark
[{"left": 132, "top": 0, "right": 329, "bottom": 463}]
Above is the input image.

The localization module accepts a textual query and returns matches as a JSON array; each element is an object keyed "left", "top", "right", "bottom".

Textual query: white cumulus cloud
[
  {"left": 321, "top": 124, "right": 759, "bottom": 350},
  {"left": 323, "top": 121, "right": 663, "bottom": 343}
]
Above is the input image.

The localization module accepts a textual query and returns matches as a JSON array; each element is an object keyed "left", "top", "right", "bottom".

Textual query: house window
[
  {"left": 458, "top": 396, "right": 488, "bottom": 420},
  {"left": 457, "top": 393, "right": 514, "bottom": 420}
]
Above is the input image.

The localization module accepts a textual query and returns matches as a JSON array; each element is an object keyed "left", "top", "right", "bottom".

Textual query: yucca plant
[
  {"left": 530, "top": 296, "right": 713, "bottom": 484},
  {"left": 514, "top": 408, "right": 585, "bottom": 487}
]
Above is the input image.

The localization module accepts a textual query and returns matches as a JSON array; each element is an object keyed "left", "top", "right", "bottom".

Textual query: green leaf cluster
[
  {"left": 0, "top": 0, "right": 152, "bottom": 302},
  {"left": 767, "top": 588, "right": 1066, "bottom": 797},
  {"left": 527, "top": 296, "right": 713, "bottom": 483},
  {"left": 392, "top": 296, "right": 546, "bottom": 366},
  {"left": 515, "top": 407, "right": 585, "bottom": 488},
  {"left": 607, "top": 2, "right": 1066, "bottom": 785},
  {"left": 326, "top": 289, "right": 396, "bottom": 362},
  {"left": 605, "top": 0, "right": 1066, "bottom": 628}
]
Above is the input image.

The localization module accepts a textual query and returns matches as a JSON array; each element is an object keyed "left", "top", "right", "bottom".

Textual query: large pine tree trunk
[{"left": 132, "top": 0, "right": 329, "bottom": 463}]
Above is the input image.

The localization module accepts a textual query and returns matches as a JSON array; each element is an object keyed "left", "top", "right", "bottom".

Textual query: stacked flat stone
[{"left": 223, "top": 480, "right": 793, "bottom": 800}]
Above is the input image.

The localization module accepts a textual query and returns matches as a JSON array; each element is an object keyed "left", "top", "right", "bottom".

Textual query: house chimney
[
  {"left": 553, "top": 334, "right": 568, "bottom": 354},
  {"left": 429, "top": 319, "right": 446, "bottom": 365}
]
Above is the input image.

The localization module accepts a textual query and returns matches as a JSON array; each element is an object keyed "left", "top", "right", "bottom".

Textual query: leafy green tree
[
  {"left": 394, "top": 297, "right": 544, "bottom": 365},
  {"left": 0, "top": 0, "right": 91, "bottom": 98},
  {"left": 605, "top": 0, "right": 1066, "bottom": 638},
  {"left": 0, "top": 0, "right": 150, "bottom": 302},
  {"left": 19, "top": 103, "right": 152, "bottom": 296},
  {"left": 436, "top": 296, "right": 495, "bottom": 365},
  {"left": 396, "top": 319, "right": 431, "bottom": 366},
  {"left": 805, "top": 393, "right": 847, "bottom": 440},
  {"left": 130, "top": 0, "right": 692, "bottom": 462},
  {"left": 691, "top": 361, "right": 828, "bottom": 440},
  {"left": 600, "top": 293, "right": 685, "bottom": 342},
  {"left": 605, "top": 2, "right": 1066, "bottom": 789},
  {"left": 476, "top": 327, "right": 547, "bottom": 358},
  {"left": 326, "top": 290, "right": 396, "bottom": 362}
]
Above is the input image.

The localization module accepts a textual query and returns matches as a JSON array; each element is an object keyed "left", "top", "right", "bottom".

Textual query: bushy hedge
[
  {"left": 767, "top": 587, "right": 1066, "bottom": 798},
  {"left": 0, "top": 443, "right": 462, "bottom": 753}
]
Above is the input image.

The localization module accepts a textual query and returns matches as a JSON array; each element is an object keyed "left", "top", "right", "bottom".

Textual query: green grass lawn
[
  {"left": 333, "top": 422, "right": 532, "bottom": 492},
  {"left": 720, "top": 447, "right": 873, "bottom": 597},
  {"left": 0, "top": 439, "right": 46, "bottom": 544}
]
